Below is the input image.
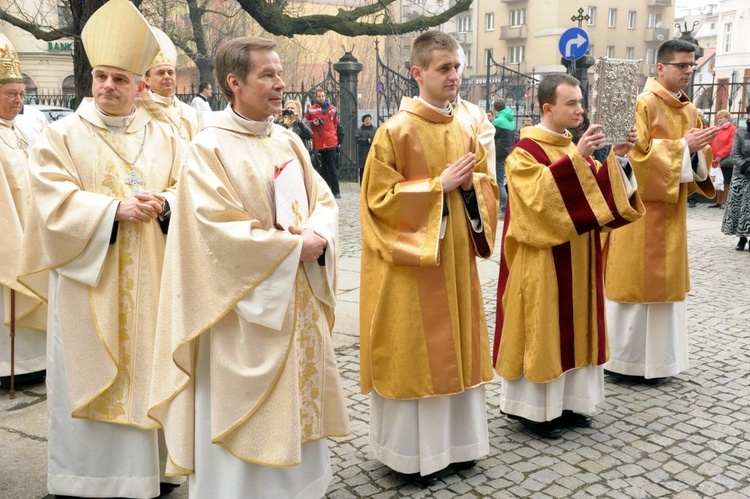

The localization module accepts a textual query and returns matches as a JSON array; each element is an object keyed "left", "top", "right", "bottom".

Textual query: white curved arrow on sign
[{"left": 565, "top": 34, "right": 587, "bottom": 58}]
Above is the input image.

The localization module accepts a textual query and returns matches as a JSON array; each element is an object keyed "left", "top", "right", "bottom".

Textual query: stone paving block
[{"left": 697, "top": 479, "right": 728, "bottom": 496}]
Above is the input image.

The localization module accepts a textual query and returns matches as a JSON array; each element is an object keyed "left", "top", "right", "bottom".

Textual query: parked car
[{"left": 25, "top": 105, "right": 74, "bottom": 123}]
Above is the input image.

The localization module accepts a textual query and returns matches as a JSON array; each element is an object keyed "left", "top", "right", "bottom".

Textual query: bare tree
[
  {"left": 1, "top": 0, "right": 471, "bottom": 105},
  {"left": 234, "top": 0, "right": 473, "bottom": 37}
]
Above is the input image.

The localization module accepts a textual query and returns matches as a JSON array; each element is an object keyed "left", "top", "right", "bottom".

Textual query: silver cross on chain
[{"left": 124, "top": 171, "right": 145, "bottom": 192}]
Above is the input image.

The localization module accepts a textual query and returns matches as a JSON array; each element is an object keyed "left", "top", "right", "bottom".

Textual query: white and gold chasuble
[
  {"left": 138, "top": 90, "right": 199, "bottom": 146},
  {"left": 0, "top": 119, "right": 47, "bottom": 376},
  {"left": 149, "top": 109, "right": 349, "bottom": 476},
  {"left": 21, "top": 98, "right": 180, "bottom": 428}
]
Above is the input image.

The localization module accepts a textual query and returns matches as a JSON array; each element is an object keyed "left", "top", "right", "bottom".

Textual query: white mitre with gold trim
[
  {"left": 147, "top": 27, "right": 178, "bottom": 72},
  {"left": 0, "top": 34, "right": 23, "bottom": 84},
  {"left": 81, "top": 0, "right": 160, "bottom": 76}
]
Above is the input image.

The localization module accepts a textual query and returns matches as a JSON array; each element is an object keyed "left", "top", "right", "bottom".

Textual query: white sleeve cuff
[{"left": 57, "top": 202, "right": 118, "bottom": 287}]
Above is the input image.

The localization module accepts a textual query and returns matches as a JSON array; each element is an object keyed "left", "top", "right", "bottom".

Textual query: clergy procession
[{"left": 0, "top": 0, "right": 742, "bottom": 496}]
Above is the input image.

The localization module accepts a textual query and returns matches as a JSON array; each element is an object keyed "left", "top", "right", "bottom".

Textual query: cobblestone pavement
[{"left": 2, "top": 182, "right": 748, "bottom": 499}]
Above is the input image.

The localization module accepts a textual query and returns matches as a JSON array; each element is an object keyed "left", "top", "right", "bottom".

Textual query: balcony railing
[
  {"left": 500, "top": 25, "right": 527, "bottom": 40},
  {"left": 649, "top": 0, "right": 672, "bottom": 7},
  {"left": 501, "top": 0, "right": 527, "bottom": 3},
  {"left": 648, "top": 27, "right": 670, "bottom": 42}
]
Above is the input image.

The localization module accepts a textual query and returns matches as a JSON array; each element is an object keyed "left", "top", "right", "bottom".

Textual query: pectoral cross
[{"left": 124, "top": 171, "right": 145, "bottom": 192}]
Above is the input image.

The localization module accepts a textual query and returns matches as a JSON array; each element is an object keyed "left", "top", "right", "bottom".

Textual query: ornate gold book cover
[{"left": 589, "top": 58, "right": 642, "bottom": 144}]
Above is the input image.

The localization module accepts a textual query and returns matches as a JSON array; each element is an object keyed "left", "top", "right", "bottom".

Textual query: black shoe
[
  {"left": 507, "top": 414, "right": 563, "bottom": 439},
  {"left": 160, "top": 482, "right": 181, "bottom": 496},
  {"left": 394, "top": 470, "right": 439, "bottom": 487},
  {"left": 708, "top": 203, "right": 721, "bottom": 208},
  {"left": 736, "top": 237, "right": 747, "bottom": 251},
  {"left": 450, "top": 460, "right": 477, "bottom": 471},
  {"left": 334, "top": 193, "right": 341, "bottom": 199},
  {"left": 558, "top": 410, "right": 593, "bottom": 428}
]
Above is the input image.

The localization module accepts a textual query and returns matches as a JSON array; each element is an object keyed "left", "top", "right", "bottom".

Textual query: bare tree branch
[
  {"left": 0, "top": 9, "right": 73, "bottom": 40},
  {"left": 234, "top": 0, "right": 473, "bottom": 37}
]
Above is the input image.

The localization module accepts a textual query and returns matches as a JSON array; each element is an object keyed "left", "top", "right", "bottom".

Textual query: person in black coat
[{"left": 354, "top": 114, "right": 377, "bottom": 184}]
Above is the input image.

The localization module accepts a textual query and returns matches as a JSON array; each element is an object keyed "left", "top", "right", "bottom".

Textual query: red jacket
[
  {"left": 711, "top": 122, "right": 737, "bottom": 161},
  {"left": 305, "top": 101, "right": 339, "bottom": 150}
]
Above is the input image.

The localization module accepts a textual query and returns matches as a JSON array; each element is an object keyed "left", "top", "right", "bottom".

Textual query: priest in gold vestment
[
  {"left": 360, "top": 31, "right": 499, "bottom": 487},
  {"left": 148, "top": 37, "right": 350, "bottom": 498},
  {"left": 138, "top": 27, "right": 199, "bottom": 144},
  {"left": 19, "top": 1, "right": 183, "bottom": 496},
  {"left": 494, "top": 73, "right": 645, "bottom": 439},
  {"left": 0, "top": 33, "right": 47, "bottom": 385},
  {"left": 604, "top": 40, "right": 716, "bottom": 381}
]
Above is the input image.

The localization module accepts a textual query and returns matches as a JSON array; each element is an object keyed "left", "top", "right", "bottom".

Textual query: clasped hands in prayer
[
  {"left": 441, "top": 152, "right": 476, "bottom": 192},
  {"left": 115, "top": 191, "right": 166, "bottom": 223},
  {"left": 577, "top": 124, "right": 639, "bottom": 159},
  {"left": 684, "top": 126, "right": 719, "bottom": 153}
]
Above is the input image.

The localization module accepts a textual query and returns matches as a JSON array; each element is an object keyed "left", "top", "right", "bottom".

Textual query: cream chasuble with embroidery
[
  {"left": 0, "top": 120, "right": 47, "bottom": 376},
  {"left": 604, "top": 78, "right": 714, "bottom": 303},
  {"left": 360, "top": 97, "right": 499, "bottom": 400},
  {"left": 20, "top": 98, "right": 180, "bottom": 428},
  {"left": 149, "top": 111, "right": 349, "bottom": 476},
  {"left": 493, "top": 126, "right": 645, "bottom": 383},
  {"left": 138, "top": 90, "right": 199, "bottom": 145}
]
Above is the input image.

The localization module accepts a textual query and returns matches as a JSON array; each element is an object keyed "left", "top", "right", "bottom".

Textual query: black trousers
[{"left": 316, "top": 147, "right": 340, "bottom": 195}]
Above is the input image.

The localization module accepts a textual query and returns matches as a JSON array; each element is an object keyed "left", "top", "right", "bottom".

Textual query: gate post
[{"left": 333, "top": 51, "right": 363, "bottom": 182}]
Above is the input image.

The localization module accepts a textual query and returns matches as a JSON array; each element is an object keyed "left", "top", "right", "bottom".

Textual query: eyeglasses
[{"left": 661, "top": 62, "right": 697, "bottom": 71}]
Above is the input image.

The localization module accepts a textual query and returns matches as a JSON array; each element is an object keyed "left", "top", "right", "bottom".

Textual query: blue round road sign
[{"left": 559, "top": 27, "right": 590, "bottom": 61}]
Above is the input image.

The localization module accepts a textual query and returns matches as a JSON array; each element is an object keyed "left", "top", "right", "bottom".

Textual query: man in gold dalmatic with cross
[{"left": 19, "top": 0, "right": 183, "bottom": 496}]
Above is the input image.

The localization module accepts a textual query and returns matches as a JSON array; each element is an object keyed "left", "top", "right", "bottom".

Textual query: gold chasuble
[
  {"left": 148, "top": 113, "right": 350, "bottom": 475},
  {"left": 494, "top": 126, "right": 645, "bottom": 383},
  {"left": 604, "top": 78, "right": 714, "bottom": 303},
  {"left": 138, "top": 90, "right": 199, "bottom": 145},
  {"left": 0, "top": 121, "right": 46, "bottom": 331},
  {"left": 360, "top": 97, "right": 499, "bottom": 400},
  {"left": 20, "top": 98, "right": 181, "bottom": 428}
]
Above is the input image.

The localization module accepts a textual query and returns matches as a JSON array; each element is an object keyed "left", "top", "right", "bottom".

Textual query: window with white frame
[
  {"left": 508, "top": 45, "right": 525, "bottom": 64},
  {"left": 647, "top": 13, "right": 662, "bottom": 28},
  {"left": 587, "top": 7, "right": 596, "bottom": 26},
  {"left": 486, "top": 12, "right": 495, "bottom": 31},
  {"left": 587, "top": 44, "right": 595, "bottom": 56},
  {"left": 724, "top": 22, "right": 732, "bottom": 53},
  {"left": 485, "top": 48, "right": 493, "bottom": 65},
  {"left": 465, "top": 49, "right": 472, "bottom": 67},
  {"left": 646, "top": 48, "right": 656, "bottom": 65},
  {"left": 628, "top": 11, "right": 636, "bottom": 29},
  {"left": 457, "top": 16, "right": 471, "bottom": 32},
  {"left": 626, "top": 47, "right": 634, "bottom": 59},
  {"left": 606, "top": 46, "right": 615, "bottom": 58},
  {"left": 509, "top": 8, "right": 526, "bottom": 27},
  {"left": 608, "top": 9, "right": 617, "bottom": 28}
]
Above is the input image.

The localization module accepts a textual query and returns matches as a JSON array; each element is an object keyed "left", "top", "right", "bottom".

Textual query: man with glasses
[{"left": 604, "top": 39, "right": 717, "bottom": 383}]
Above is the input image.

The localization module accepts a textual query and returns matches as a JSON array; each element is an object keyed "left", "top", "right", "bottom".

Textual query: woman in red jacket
[{"left": 710, "top": 109, "right": 737, "bottom": 208}]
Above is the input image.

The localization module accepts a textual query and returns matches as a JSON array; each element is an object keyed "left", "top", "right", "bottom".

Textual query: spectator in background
[
  {"left": 354, "top": 113, "right": 376, "bottom": 183},
  {"left": 190, "top": 81, "right": 212, "bottom": 112},
  {"left": 521, "top": 116, "right": 533, "bottom": 128},
  {"left": 721, "top": 106, "right": 750, "bottom": 250},
  {"left": 688, "top": 112, "right": 711, "bottom": 208},
  {"left": 709, "top": 109, "right": 737, "bottom": 208},
  {"left": 492, "top": 99, "right": 515, "bottom": 212},
  {"left": 306, "top": 88, "right": 341, "bottom": 198},
  {"left": 276, "top": 99, "right": 313, "bottom": 149}
]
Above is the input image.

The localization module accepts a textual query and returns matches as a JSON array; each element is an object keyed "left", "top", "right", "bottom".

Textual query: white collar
[{"left": 224, "top": 105, "right": 274, "bottom": 137}]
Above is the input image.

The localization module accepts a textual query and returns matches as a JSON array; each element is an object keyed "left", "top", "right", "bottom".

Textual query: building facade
[{"left": 0, "top": 0, "right": 74, "bottom": 101}]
